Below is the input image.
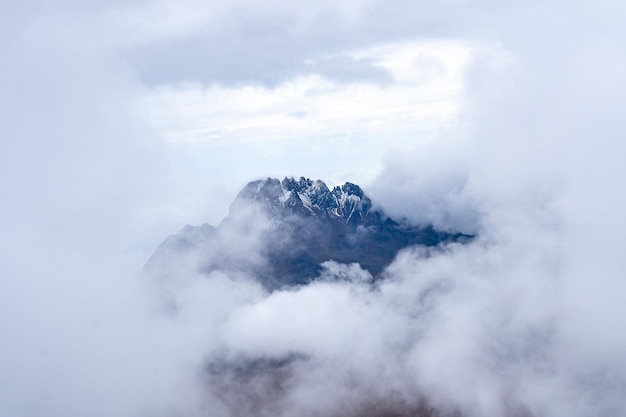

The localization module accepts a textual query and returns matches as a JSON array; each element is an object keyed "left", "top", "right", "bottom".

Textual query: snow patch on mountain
[{"left": 233, "top": 176, "right": 380, "bottom": 226}]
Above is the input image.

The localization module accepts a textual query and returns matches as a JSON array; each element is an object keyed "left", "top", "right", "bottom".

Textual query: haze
[{"left": 1, "top": 1, "right": 626, "bottom": 416}]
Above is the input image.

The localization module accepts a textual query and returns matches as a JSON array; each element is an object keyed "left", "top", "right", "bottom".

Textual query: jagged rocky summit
[{"left": 145, "top": 177, "right": 471, "bottom": 289}]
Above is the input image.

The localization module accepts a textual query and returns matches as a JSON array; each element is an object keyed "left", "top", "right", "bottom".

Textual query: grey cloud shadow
[
  {"left": 127, "top": 37, "right": 393, "bottom": 88},
  {"left": 124, "top": 1, "right": 473, "bottom": 88}
]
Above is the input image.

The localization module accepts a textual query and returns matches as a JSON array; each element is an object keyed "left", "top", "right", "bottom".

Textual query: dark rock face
[
  {"left": 235, "top": 177, "right": 379, "bottom": 225},
  {"left": 145, "top": 177, "right": 472, "bottom": 289}
]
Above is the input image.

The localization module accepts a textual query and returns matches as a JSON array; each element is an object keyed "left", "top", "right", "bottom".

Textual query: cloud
[
  {"left": 4, "top": 1, "right": 626, "bottom": 417},
  {"left": 135, "top": 39, "right": 472, "bottom": 195},
  {"left": 0, "top": 3, "right": 213, "bottom": 416},
  {"left": 129, "top": 37, "right": 394, "bottom": 88},
  {"left": 123, "top": 0, "right": 443, "bottom": 87},
  {"left": 145, "top": 0, "right": 626, "bottom": 415},
  {"left": 362, "top": 1, "right": 626, "bottom": 416}
]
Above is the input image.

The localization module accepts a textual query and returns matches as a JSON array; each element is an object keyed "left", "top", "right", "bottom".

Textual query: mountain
[{"left": 145, "top": 177, "right": 472, "bottom": 289}]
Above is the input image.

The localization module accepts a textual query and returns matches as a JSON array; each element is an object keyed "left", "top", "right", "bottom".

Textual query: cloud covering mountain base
[{"left": 2, "top": 0, "right": 626, "bottom": 417}]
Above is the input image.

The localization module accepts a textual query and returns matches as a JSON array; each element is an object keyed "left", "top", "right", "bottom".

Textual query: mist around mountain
[
  {"left": 146, "top": 177, "right": 472, "bottom": 290},
  {"left": 6, "top": 1, "right": 626, "bottom": 416},
  {"left": 142, "top": 177, "right": 476, "bottom": 417}
]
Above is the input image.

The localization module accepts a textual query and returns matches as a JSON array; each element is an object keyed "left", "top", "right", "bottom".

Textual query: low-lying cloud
[{"left": 3, "top": 0, "right": 626, "bottom": 416}]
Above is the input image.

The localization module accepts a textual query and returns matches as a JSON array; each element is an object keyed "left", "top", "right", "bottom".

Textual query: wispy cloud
[
  {"left": 2, "top": 0, "right": 626, "bottom": 416},
  {"left": 137, "top": 40, "right": 472, "bottom": 146}
]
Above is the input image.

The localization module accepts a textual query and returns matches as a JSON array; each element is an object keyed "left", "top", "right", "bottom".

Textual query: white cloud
[
  {"left": 138, "top": 40, "right": 472, "bottom": 146},
  {"left": 4, "top": 0, "right": 626, "bottom": 416},
  {"left": 135, "top": 39, "right": 477, "bottom": 196}
]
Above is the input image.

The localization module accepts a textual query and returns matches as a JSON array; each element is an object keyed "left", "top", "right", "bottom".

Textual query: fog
[{"left": 2, "top": 0, "right": 626, "bottom": 416}]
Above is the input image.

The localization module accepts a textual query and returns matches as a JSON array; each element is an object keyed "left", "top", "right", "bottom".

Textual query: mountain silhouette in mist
[{"left": 146, "top": 177, "right": 472, "bottom": 289}]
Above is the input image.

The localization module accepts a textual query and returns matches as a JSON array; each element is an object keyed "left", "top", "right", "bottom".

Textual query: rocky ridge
[{"left": 145, "top": 177, "right": 472, "bottom": 289}]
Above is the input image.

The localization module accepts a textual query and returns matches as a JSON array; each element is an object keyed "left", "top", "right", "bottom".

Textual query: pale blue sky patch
[{"left": 135, "top": 40, "right": 476, "bottom": 209}]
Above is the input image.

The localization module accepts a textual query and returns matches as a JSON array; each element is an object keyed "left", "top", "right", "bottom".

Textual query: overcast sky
[
  {"left": 2, "top": 1, "right": 626, "bottom": 417},
  {"left": 2, "top": 0, "right": 497, "bottom": 251}
]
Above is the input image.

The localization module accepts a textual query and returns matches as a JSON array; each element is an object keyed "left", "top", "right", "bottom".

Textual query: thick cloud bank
[{"left": 3, "top": 1, "right": 626, "bottom": 417}]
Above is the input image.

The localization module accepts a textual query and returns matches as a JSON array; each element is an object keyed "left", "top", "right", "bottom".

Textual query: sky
[{"left": 2, "top": 1, "right": 626, "bottom": 417}]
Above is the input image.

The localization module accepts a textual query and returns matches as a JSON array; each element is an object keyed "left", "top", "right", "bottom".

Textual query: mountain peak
[
  {"left": 233, "top": 176, "right": 376, "bottom": 226},
  {"left": 147, "top": 176, "right": 473, "bottom": 289}
]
